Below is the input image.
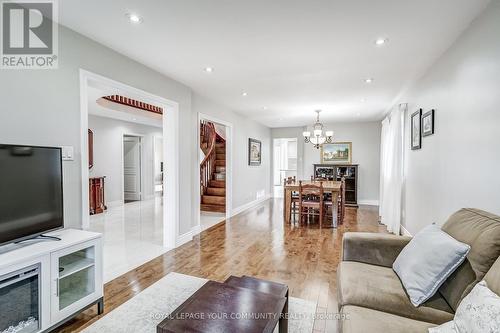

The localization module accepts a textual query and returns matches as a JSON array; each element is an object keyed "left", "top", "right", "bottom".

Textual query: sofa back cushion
[
  {"left": 438, "top": 208, "right": 500, "bottom": 310},
  {"left": 484, "top": 256, "right": 500, "bottom": 296}
]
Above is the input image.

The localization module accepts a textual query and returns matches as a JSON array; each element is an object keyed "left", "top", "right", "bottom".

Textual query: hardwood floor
[{"left": 54, "top": 199, "right": 386, "bottom": 333}]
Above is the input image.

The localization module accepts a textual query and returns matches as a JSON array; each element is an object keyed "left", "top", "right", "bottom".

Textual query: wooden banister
[{"left": 200, "top": 121, "right": 217, "bottom": 197}]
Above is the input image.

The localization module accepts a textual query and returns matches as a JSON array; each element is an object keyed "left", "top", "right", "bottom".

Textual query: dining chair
[
  {"left": 283, "top": 177, "right": 299, "bottom": 222},
  {"left": 298, "top": 181, "right": 324, "bottom": 226},
  {"left": 337, "top": 177, "right": 346, "bottom": 225},
  {"left": 324, "top": 177, "right": 345, "bottom": 227}
]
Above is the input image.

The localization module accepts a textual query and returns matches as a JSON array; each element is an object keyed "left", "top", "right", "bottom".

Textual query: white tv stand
[{"left": 0, "top": 229, "right": 103, "bottom": 333}]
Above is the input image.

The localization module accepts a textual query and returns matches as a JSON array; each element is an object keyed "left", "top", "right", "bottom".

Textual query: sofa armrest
[{"left": 342, "top": 232, "right": 411, "bottom": 268}]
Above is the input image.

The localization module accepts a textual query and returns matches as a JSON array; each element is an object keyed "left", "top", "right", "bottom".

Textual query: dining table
[{"left": 283, "top": 180, "right": 342, "bottom": 227}]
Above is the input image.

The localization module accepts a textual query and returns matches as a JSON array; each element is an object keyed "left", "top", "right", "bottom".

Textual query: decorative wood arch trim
[{"left": 103, "top": 95, "right": 163, "bottom": 115}]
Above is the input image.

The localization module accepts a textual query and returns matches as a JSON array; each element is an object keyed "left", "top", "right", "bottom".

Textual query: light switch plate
[{"left": 61, "top": 146, "right": 74, "bottom": 161}]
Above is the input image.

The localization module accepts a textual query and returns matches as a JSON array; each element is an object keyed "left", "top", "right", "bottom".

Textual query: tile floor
[{"left": 88, "top": 197, "right": 170, "bottom": 282}]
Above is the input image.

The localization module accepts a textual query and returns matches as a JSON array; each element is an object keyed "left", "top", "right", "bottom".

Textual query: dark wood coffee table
[
  {"left": 225, "top": 275, "right": 289, "bottom": 333},
  {"left": 157, "top": 279, "right": 288, "bottom": 333}
]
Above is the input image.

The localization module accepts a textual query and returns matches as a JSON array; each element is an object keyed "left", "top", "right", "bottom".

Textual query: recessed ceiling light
[
  {"left": 132, "top": 118, "right": 137, "bottom": 121},
  {"left": 262, "top": 106, "right": 268, "bottom": 110},
  {"left": 126, "top": 13, "right": 143, "bottom": 24},
  {"left": 361, "top": 98, "right": 367, "bottom": 102},
  {"left": 204, "top": 67, "right": 214, "bottom": 73},
  {"left": 375, "top": 38, "right": 388, "bottom": 46},
  {"left": 242, "top": 92, "right": 248, "bottom": 97},
  {"left": 365, "top": 78, "right": 373, "bottom": 84}
]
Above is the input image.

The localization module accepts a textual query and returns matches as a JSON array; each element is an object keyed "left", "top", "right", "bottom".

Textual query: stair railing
[{"left": 200, "top": 121, "right": 217, "bottom": 197}]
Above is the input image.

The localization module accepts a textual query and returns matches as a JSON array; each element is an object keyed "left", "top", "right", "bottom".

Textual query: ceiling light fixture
[
  {"left": 361, "top": 98, "right": 366, "bottom": 102},
  {"left": 262, "top": 106, "right": 268, "bottom": 110},
  {"left": 242, "top": 92, "right": 248, "bottom": 97},
  {"left": 375, "top": 38, "right": 388, "bottom": 46},
  {"left": 302, "top": 110, "right": 334, "bottom": 149},
  {"left": 126, "top": 13, "right": 143, "bottom": 24},
  {"left": 204, "top": 67, "right": 214, "bottom": 73},
  {"left": 365, "top": 78, "right": 373, "bottom": 84}
]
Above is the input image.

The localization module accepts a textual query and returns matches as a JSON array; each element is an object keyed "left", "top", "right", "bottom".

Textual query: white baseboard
[
  {"left": 176, "top": 230, "right": 194, "bottom": 247},
  {"left": 106, "top": 200, "right": 123, "bottom": 208},
  {"left": 231, "top": 195, "right": 271, "bottom": 217},
  {"left": 191, "top": 225, "right": 201, "bottom": 235},
  {"left": 358, "top": 200, "right": 379, "bottom": 206},
  {"left": 400, "top": 225, "right": 412, "bottom": 237}
]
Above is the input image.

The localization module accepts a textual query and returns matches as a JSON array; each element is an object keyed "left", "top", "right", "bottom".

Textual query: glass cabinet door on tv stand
[
  {"left": 313, "top": 164, "right": 358, "bottom": 207},
  {"left": 50, "top": 239, "right": 102, "bottom": 324}
]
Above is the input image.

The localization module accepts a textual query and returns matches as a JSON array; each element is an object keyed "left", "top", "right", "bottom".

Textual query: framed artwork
[
  {"left": 422, "top": 109, "right": 435, "bottom": 137},
  {"left": 320, "top": 142, "right": 352, "bottom": 164},
  {"left": 411, "top": 109, "right": 422, "bottom": 150},
  {"left": 248, "top": 138, "right": 262, "bottom": 166}
]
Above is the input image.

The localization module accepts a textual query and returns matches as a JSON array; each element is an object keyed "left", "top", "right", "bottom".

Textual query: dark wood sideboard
[
  {"left": 313, "top": 164, "right": 358, "bottom": 207},
  {"left": 89, "top": 177, "right": 106, "bottom": 215}
]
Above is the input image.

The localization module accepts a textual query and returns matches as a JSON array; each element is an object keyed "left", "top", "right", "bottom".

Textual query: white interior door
[{"left": 123, "top": 136, "right": 141, "bottom": 201}]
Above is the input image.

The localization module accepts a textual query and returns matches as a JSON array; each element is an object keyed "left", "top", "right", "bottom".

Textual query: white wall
[
  {"left": 88, "top": 115, "right": 162, "bottom": 204},
  {"left": 0, "top": 25, "right": 272, "bottom": 234},
  {"left": 192, "top": 94, "right": 272, "bottom": 209},
  {"left": 272, "top": 122, "right": 381, "bottom": 205},
  {"left": 0, "top": 26, "right": 191, "bottom": 233},
  {"left": 394, "top": 1, "right": 500, "bottom": 235}
]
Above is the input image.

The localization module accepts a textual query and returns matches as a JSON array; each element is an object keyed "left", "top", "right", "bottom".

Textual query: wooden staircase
[{"left": 200, "top": 121, "right": 226, "bottom": 213}]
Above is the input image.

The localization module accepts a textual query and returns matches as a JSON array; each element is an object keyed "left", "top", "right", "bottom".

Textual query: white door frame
[
  {"left": 152, "top": 135, "right": 163, "bottom": 195},
  {"left": 196, "top": 113, "right": 233, "bottom": 227},
  {"left": 80, "top": 69, "right": 179, "bottom": 249},
  {"left": 122, "top": 133, "right": 144, "bottom": 202}
]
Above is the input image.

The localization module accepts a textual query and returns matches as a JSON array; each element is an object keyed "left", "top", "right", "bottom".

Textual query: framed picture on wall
[
  {"left": 411, "top": 109, "right": 422, "bottom": 150},
  {"left": 422, "top": 109, "right": 435, "bottom": 137},
  {"left": 320, "top": 142, "right": 352, "bottom": 164},
  {"left": 248, "top": 138, "right": 262, "bottom": 166}
]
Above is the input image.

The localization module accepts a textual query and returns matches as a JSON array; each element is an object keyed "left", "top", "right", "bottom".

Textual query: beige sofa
[{"left": 337, "top": 208, "right": 500, "bottom": 333}]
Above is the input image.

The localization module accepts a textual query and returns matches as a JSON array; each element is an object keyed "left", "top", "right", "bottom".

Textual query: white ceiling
[{"left": 60, "top": 0, "right": 489, "bottom": 127}]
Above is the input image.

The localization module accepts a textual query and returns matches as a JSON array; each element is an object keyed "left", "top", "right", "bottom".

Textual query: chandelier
[{"left": 303, "top": 110, "right": 334, "bottom": 149}]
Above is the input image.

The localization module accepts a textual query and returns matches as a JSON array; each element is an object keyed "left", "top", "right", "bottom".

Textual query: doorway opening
[
  {"left": 197, "top": 114, "right": 233, "bottom": 232},
  {"left": 273, "top": 138, "right": 298, "bottom": 197},
  {"left": 80, "top": 70, "right": 179, "bottom": 283}
]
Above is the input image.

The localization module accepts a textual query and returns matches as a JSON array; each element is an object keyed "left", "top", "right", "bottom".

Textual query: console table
[{"left": 89, "top": 177, "right": 106, "bottom": 215}]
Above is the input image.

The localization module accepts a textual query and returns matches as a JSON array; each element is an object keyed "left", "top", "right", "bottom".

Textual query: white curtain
[{"left": 379, "top": 104, "right": 406, "bottom": 234}]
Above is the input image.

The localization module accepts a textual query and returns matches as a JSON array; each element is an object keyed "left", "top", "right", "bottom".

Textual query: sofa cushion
[
  {"left": 338, "top": 261, "right": 454, "bottom": 324},
  {"left": 484, "top": 256, "right": 500, "bottom": 295},
  {"left": 439, "top": 208, "right": 500, "bottom": 310},
  {"left": 341, "top": 305, "right": 437, "bottom": 333}
]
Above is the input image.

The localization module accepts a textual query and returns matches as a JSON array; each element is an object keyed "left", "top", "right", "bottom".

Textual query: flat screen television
[{"left": 0, "top": 144, "right": 64, "bottom": 246}]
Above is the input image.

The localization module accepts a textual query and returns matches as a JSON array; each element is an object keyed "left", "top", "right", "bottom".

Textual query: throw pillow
[
  {"left": 428, "top": 280, "right": 500, "bottom": 333},
  {"left": 393, "top": 224, "right": 470, "bottom": 306}
]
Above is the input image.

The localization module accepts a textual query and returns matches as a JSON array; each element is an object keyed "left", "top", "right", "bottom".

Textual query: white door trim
[
  {"left": 196, "top": 113, "right": 233, "bottom": 229},
  {"left": 79, "top": 69, "right": 179, "bottom": 249}
]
